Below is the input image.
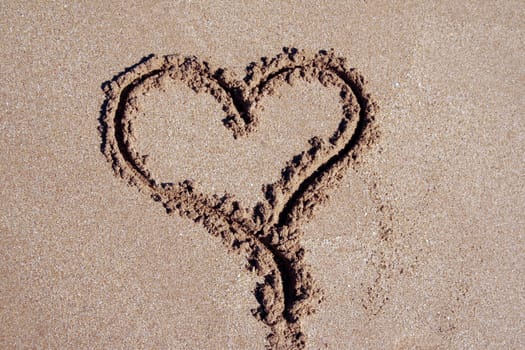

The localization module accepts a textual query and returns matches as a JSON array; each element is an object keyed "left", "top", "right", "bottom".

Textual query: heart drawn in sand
[{"left": 99, "top": 48, "right": 379, "bottom": 350}]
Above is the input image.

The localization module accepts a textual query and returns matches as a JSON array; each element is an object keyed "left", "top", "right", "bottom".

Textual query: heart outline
[{"left": 99, "top": 48, "right": 379, "bottom": 349}]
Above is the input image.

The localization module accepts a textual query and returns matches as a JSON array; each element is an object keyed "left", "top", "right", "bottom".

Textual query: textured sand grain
[{"left": 1, "top": 1, "right": 524, "bottom": 349}]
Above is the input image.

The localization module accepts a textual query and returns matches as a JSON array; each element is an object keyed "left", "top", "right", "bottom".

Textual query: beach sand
[{"left": 1, "top": 1, "right": 523, "bottom": 349}]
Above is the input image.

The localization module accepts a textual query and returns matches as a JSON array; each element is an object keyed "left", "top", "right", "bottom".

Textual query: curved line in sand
[{"left": 99, "top": 49, "right": 379, "bottom": 350}]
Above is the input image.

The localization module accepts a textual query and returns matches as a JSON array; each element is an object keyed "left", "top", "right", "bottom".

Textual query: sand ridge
[{"left": 99, "top": 48, "right": 379, "bottom": 349}]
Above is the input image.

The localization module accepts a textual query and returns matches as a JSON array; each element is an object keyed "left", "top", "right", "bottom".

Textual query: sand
[{"left": 1, "top": 1, "right": 524, "bottom": 349}]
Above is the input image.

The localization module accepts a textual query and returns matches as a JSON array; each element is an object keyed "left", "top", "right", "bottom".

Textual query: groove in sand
[{"left": 99, "top": 48, "right": 379, "bottom": 350}]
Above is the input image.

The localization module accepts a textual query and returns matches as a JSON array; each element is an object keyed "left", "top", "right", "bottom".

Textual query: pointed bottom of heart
[{"left": 99, "top": 48, "right": 379, "bottom": 349}]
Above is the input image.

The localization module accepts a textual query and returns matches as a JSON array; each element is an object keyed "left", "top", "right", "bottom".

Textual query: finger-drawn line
[{"left": 99, "top": 48, "right": 379, "bottom": 350}]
